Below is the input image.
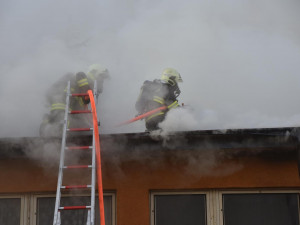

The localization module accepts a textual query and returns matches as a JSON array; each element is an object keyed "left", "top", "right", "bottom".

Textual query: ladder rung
[
  {"left": 70, "top": 93, "right": 89, "bottom": 97},
  {"left": 59, "top": 205, "right": 91, "bottom": 210},
  {"left": 69, "top": 110, "right": 92, "bottom": 114},
  {"left": 67, "top": 128, "right": 93, "bottom": 132},
  {"left": 63, "top": 165, "right": 92, "bottom": 169},
  {"left": 61, "top": 185, "right": 92, "bottom": 189},
  {"left": 65, "top": 146, "right": 92, "bottom": 150}
]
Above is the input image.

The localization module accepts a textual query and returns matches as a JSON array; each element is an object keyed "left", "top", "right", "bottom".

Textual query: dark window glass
[
  {"left": 223, "top": 193, "right": 300, "bottom": 225},
  {"left": 154, "top": 194, "right": 206, "bottom": 225},
  {"left": 37, "top": 195, "right": 112, "bottom": 225},
  {"left": 0, "top": 198, "right": 21, "bottom": 225}
]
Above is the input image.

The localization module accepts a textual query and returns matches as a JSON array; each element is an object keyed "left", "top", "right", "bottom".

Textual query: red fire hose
[
  {"left": 116, "top": 106, "right": 168, "bottom": 126},
  {"left": 88, "top": 90, "right": 105, "bottom": 225}
]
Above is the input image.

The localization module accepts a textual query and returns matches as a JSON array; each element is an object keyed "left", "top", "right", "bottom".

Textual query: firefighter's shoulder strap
[{"left": 136, "top": 80, "right": 162, "bottom": 112}]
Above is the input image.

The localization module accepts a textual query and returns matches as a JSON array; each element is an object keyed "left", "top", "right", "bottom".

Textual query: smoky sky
[{"left": 0, "top": 0, "right": 300, "bottom": 137}]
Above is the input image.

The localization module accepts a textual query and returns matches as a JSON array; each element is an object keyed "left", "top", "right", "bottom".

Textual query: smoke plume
[{"left": 0, "top": 0, "right": 300, "bottom": 137}]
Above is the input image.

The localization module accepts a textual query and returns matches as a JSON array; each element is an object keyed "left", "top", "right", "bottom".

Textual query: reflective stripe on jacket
[
  {"left": 77, "top": 78, "right": 89, "bottom": 87},
  {"left": 145, "top": 111, "right": 165, "bottom": 122},
  {"left": 153, "top": 96, "right": 165, "bottom": 105},
  {"left": 167, "top": 100, "right": 179, "bottom": 110},
  {"left": 51, "top": 103, "right": 66, "bottom": 111},
  {"left": 51, "top": 103, "right": 71, "bottom": 111}
]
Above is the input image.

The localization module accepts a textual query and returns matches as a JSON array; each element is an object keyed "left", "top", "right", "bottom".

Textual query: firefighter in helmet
[
  {"left": 39, "top": 64, "right": 110, "bottom": 137},
  {"left": 135, "top": 68, "right": 182, "bottom": 132},
  {"left": 86, "top": 64, "right": 110, "bottom": 99}
]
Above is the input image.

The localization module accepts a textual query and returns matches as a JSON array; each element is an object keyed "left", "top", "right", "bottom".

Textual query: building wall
[{"left": 0, "top": 145, "right": 299, "bottom": 225}]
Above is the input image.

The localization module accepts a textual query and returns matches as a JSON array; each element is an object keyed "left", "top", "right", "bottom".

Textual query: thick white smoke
[
  {"left": 159, "top": 107, "right": 199, "bottom": 132},
  {"left": 0, "top": 0, "right": 300, "bottom": 137}
]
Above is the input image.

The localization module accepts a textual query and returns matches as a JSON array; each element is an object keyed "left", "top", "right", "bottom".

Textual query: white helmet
[{"left": 87, "top": 64, "right": 110, "bottom": 81}]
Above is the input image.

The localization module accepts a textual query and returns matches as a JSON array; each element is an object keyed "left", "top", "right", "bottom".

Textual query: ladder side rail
[
  {"left": 90, "top": 135, "right": 96, "bottom": 225},
  {"left": 57, "top": 211, "right": 61, "bottom": 225},
  {"left": 53, "top": 81, "right": 71, "bottom": 225},
  {"left": 86, "top": 210, "right": 91, "bottom": 225},
  {"left": 90, "top": 81, "right": 98, "bottom": 225}
]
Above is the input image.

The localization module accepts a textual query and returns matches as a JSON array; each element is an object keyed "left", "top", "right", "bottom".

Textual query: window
[
  {"left": 222, "top": 193, "right": 300, "bottom": 225},
  {"left": 32, "top": 194, "right": 115, "bottom": 225},
  {"left": 0, "top": 196, "right": 25, "bottom": 225},
  {"left": 151, "top": 192, "right": 207, "bottom": 225}
]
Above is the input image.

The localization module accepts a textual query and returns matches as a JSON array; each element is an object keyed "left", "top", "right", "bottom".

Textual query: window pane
[
  {"left": 0, "top": 198, "right": 21, "bottom": 225},
  {"left": 37, "top": 195, "right": 112, "bottom": 225},
  {"left": 154, "top": 194, "right": 206, "bottom": 225},
  {"left": 223, "top": 193, "right": 300, "bottom": 225}
]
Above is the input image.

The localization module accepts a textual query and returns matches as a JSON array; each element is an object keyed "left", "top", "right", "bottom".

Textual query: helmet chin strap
[
  {"left": 169, "top": 82, "right": 180, "bottom": 97},
  {"left": 167, "top": 76, "right": 178, "bottom": 86},
  {"left": 174, "top": 86, "right": 181, "bottom": 97},
  {"left": 168, "top": 79, "right": 176, "bottom": 86}
]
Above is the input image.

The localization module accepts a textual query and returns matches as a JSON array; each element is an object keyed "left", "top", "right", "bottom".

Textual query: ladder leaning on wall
[{"left": 52, "top": 81, "right": 105, "bottom": 225}]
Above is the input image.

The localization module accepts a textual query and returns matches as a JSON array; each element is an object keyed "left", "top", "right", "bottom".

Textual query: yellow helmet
[
  {"left": 87, "top": 64, "right": 110, "bottom": 81},
  {"left": 161, "top": 68, "right": 182, "bottom": 86}
]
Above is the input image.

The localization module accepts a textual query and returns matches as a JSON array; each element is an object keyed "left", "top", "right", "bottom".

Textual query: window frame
[
  {"left": 218, "top": 189, "right": 300, "bottom": 225},
  {"left": 0, "top": 194, "right": 28, "bottom": 225},
  {"left": 30, "top": 192, "right": 116, "bottom": 225},
  {"left": 150, "top": 191, "right": 210, "bottom": 225}
]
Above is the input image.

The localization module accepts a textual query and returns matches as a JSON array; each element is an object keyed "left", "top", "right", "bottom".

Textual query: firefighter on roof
[
  {"left": 135, "top": 68, "right": 182, "bottom": 131},
  {"left": 39, "top": 64, "right": 110, "bottom": 137}
]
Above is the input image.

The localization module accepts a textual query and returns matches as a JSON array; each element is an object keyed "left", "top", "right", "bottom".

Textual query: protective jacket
[
  {"left": 40, "top": 72, "right": 91, "bottom": 136},
  {"left": 46, "top": 72, "right": 91, "bottom": 111},
  {"left": 135, "top": 79, "right": 180, "bottom": 131}
]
